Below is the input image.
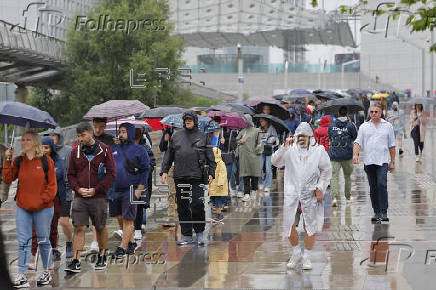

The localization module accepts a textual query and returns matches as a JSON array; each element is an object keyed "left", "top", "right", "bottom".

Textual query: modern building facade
[{"left": 360, "top": 0, "right": 435, "bottom": 96}]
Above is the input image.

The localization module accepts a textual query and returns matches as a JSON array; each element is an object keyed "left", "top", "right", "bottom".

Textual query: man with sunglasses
[{"left": 353, "top": 103, "right": 396, "bottom": 223}]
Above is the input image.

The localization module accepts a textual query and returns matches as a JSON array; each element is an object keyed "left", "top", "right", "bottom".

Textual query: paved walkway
[{"left": 2, "top": 128, "right": 436, "bottom": 289}]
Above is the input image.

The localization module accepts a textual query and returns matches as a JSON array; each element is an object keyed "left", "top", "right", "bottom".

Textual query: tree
[
  {"left": 59, "top": 0, "right": 189, "bottom": 124},
  {"left": 312, "top": 0, "right": 436, "bottom": 51},
  {"left": 28, "top": 88, "right": 74, "bottom": 126}
]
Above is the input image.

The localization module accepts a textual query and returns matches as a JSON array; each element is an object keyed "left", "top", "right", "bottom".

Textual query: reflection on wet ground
[{"left": 2, "top": 130, "right": 436, "bottom": 289}]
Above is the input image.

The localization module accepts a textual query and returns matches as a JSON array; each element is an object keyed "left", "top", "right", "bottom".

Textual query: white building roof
[{"left": 169, "top": 0, "right": 356, "bottom": 48}]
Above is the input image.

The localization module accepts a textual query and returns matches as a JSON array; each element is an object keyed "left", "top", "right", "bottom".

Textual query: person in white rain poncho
[{"left": 271, "top": 122, "right": 332, "bottom": 270}]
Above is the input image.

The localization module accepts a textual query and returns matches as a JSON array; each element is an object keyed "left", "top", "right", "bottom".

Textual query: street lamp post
[{"left": 237, "top": 43, "right": 243, "bottom": 101}]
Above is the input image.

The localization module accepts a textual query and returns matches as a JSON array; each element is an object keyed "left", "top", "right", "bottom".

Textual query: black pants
[
  {"left": 134, "top": 172, "right": 153, "bottom": 230},
  {"left": 175, "top": 179, "right": 205, "bottom": 237},
  {"left": 411, "top": 126, "right": 424, "bottom": 155},
  {"left": 243, "top": 176, "right": 258, "bottom": 195}
]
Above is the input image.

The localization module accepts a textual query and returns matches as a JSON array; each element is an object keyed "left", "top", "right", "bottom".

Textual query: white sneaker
[
  {"left": 264, "top": 188, "right": 270, "bottom": 193},
  {"left": 12, "top": 273, "right": 29, "bottom": 288},
  {"left": 416, "top": 156, "right": 420, "bottom": 162},
  {"left": 90, "top": 241, "right": 99, "bottom": 253},
  {"left": 134, "top": 230, "right": 142, "bottom": 240},
  {"left": 286, "top": 254, "right": 301, "bottom": 269},
  {"left": 242, "top": 194, "right": 250, "bottom": 202},
  {"left": 332, "top": 198, "right": 338, "bottom": 207},
  {"left": 251, "top": 190, "right": 257, "bottom": 195},
  {"left": 113, "top": 230, "right": 123, "bottom": 239},
  {"left": 258, "top": 184, "right": 264, "bottom": 190},
  {"left": 229, "top": 189, "right": 236, "bottom": 197},
  {"left": 237, "top": 191, "right": 244, "bottom": 198},
  {"left": 302, "top": 256, "right": 312, "bottom": 270}
]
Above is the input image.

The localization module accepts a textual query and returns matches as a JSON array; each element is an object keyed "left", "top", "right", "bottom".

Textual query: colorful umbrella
[
  {"left": 160, "top": 113, "right": 220, "bottom": 133},
  {"left": 371, "top": 93, "right": 389, "bottom": 100},
  {"left": 84, "top": 100, "right": 150, "bottom": 121},
  {"left": 206, "top": 110, "right": 249, "bottom": 130}
]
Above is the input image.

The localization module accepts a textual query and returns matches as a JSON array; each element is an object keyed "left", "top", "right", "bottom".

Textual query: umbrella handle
[{"left": 9, "top": 126, "right": 15, "bottom": 148}]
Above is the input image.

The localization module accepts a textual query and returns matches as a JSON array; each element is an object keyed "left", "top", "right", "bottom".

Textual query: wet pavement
[{"left": 2, "top": 128, "right": 436, "bottom": 289}]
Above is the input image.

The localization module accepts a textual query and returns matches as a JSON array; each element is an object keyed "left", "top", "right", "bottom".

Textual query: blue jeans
[
  {"left": 16, "top": 206, "right": 54, "bottom": 274},
  {"left": 230, "top": 159, "right": 244, "bottom": 192},
  {"left": 364, "top": 163, "right": 389, "bottom": 215},
  {"left": 226, "top": 164, "right": 232, "bottom": 184},
  {"left": 259, "top": 154, "right": 272, "bottom": 189}
]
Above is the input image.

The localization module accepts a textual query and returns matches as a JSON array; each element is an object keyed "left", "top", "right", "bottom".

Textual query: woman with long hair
[
  {"left": 410, "top": 104, "right": 429, "bottom": 162},
  {"left": 3, "top": 130, "right": 57, "bottom": 288}
]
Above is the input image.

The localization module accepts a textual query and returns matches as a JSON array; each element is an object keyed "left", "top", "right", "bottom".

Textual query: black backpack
[{"left": 16, "top": 154, "right": 49, "bottom": 183}]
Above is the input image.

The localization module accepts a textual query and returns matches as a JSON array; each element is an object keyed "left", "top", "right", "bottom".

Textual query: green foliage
[
  {"left": 28, "top": 88, "right": 74, "bottom": 127},
  {"left": 45, "top": 0, "right": 194, "bottom": 125},
  {"left": 316, "top": 0, "right": 436, "bottom": 52}
]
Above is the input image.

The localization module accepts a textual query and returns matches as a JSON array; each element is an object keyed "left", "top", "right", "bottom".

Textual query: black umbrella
[
  {"left": 253, "top": 114, "right": 290, "bottom": 135},
  {"left": 318, "top": 98, "right": 364, "bottom": 114},
  {"left": 207, "top": 103, "right": 254, "bottom": 116},
  {"left": 314, "top": 92, "right": 341, "bottom": 101},
  {"left": 140, "top": 107, "right": 188, "bottom": 119},
  {"left": 253, "top": 101, "right": 289, "bottom": 120}
]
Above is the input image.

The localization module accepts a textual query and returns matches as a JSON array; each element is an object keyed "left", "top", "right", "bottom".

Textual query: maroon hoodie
[{"left": 67, "top": 141, "right": 116, "bottom": 198}]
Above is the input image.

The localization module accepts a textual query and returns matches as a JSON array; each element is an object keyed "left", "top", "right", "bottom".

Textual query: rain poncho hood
[
  {"left": 46, "top": 127, "right": 66, "bottom": 152},
  {"left": 244, "top": 114, "right": 255, "bottom": 127},
  {"left": 294, "top": 122, "right": 313, "bottom": 137}
]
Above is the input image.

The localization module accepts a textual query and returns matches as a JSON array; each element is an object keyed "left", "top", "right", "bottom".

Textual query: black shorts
[{"left": 60, "top": 201, "right": 72, "bottom": 217}]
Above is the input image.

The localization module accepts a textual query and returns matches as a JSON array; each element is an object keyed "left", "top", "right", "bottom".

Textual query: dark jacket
[
  {"left": 94, "top": 132, "right": 114, "bottom": 146},
  {"left": 111, "top": 123, "right": 150, "bottom": 192},
  {"left": 295, "top": 105, "right": 312, "bottom": 123},
  {"left": 45, "top": 127, "right": 73, "bottom": 201},
  {"left": 42, "top": 136, "right": 67, "bottom": 203},
  {"left": 285, "top": 108, "right": 300, "bottom": 134},
  {"left": 161, "top": 112, "right": 216, "bottom": 181},
  {"left": 328, "top": 117, "right": 358, "bottom": 161},
  {"left": 68, "top": 140, "right": 116, "bottom": 198},
  {"left": 159, "top": 128, "right": 174, "bottom": 152}
]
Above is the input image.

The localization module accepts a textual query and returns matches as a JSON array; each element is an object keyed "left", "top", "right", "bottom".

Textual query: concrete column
[{"left": 14, "top": 83, "right": 29, "bottom": 136}]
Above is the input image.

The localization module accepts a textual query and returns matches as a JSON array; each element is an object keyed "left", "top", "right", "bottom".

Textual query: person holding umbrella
[
  {"left": 3, "top": 130, "right": 57, "bottom": 288},
  {"left": 271, "top": 122, "right": 332, "bottom": 270},
  {"left": 237, "top": 114, "right": 264, "bottom": 201},
  {"left": 410, "top": 104, "right": 428, "bottom": 162},
  {"left": 258, "top": 117, "right": 278, "bottom": 193}
]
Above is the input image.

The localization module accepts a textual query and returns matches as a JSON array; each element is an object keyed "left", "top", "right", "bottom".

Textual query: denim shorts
[{"left": 210, "top": 196, "right": 228, "bottom": 208}]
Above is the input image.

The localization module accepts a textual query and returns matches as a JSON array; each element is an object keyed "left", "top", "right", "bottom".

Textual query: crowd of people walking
[{"left": 0, "top": 91, "right": 430, "bottom": 287}]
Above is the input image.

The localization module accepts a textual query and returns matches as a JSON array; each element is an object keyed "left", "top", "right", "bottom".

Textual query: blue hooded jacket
[
  {"left": 111, "top": 123, "right": 150, "bottom": 192},
  {"left": 294, "top": 105, "right": 312, "bottom": 123},
  {"left": 284, "top": 107, "right": 300, "bottom": 134},
  {"left": 41, "top": 136, "right": 66, "bottom": 203}
]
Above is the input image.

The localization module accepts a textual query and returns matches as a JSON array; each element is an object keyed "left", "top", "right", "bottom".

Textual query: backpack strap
[{"left": 16, "top": 155, "right": 49, "bottom": 183}]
